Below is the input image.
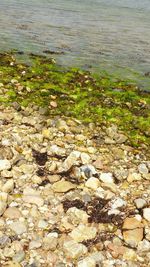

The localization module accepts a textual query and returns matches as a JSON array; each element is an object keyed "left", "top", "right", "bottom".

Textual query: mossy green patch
[{"left": 0, "top": 52, "right": 149, "bottom": 146}]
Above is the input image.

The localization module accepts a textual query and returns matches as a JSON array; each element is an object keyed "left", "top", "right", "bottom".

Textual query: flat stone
[
  {"left": 0, "top": 192, "right": 8, "bottom": 216},
  {"left": 29, "top": 240, "right": 42, "bottom": 249},
  {"left": 93, "top": 157, "right": 103, "bottom": 170},
  {"left": 111, "top": 197, "right": 126, "bottom": 209},
  {"left": 2, "top": 179, "right": 14, "bottom": 193},
  {"left": 63, "top": 240, "right": 87, "bottom": 259},
  {"left": 99, "top": 173, "right": 114, "bottom": 183},
  {"left": 52, "top": 180, "right": 76, "bottom": 193},
  {"left": 70, "top": 224, "right": 97, "bottom": 242},
  {"left": 127, "top": 173, "right": 142, "bottom": 183},
  {"left": 23, "top": 187, "right": 44, "bottom": 207},
  {"left": 0, "top": 235, "right": 11, "bottom": 248},
  {"left": 0, "top": 159, "right": 11, "bottom": 171},
  {"left": 143, "top": 208, "right": 150, "bottom": 222},
  {"left": 138, "top": 239, "right": 150, "bottom": 252},
  {"left": 134, "top": 198, "right": 147, "bottom": 209},
  {"left": 13, "top": 251, "right": 25, "bottom": 263},
  {"left": 81, "top": 153, "right": 91, "bottom": 164},
  {"left": 138, "top": 163, "right": 148, "bottom": 175},
  {"left": 5, "top": 262, "right": 21, "bottom": 267},
  {"left": 9, "top": 221, "right": 27, "bottom": 235},
  {"left": 77, "top": 257, "right": 95, "bottom": 267},
  {"left": 123, "top": 228, "right": 143, "bottom": 247},
  {"left": 85, "top": 177, "right": 100, "bottom": 190},
  {"left": 123, "top": 217, "right": 143, "bottom": 230},
  {"left": 43, "top": 233, "right": 58, "bottom": 251},
  {"left": 66, "top": 207, "right": 89, "bottom": 224},
  {"left": 63, "top": 151, "right": 81, "bottom": 170},
  {"left": 4, "top": 207, "right": 21, "bottom": 219}
]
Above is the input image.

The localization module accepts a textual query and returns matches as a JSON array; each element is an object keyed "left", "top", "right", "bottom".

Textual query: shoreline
[{"left": 0, "top": 51, "right": 150, "bottom": 147}]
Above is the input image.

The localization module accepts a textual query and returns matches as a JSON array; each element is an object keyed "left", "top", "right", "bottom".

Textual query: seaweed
[{"left": 32, "top": 149, "right": 48, "bottom": 166}]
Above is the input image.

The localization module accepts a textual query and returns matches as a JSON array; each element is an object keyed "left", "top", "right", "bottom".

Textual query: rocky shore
[{"left": 0, "top": 104, "right": 150, "bottom": 267}]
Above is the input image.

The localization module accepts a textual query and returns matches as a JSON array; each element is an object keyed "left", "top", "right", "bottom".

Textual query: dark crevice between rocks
[
  {"left": 82, "top": 232, "right": 114, "bottom": 250},
  {"left": 32, "top": 149, "right": 48, "bottom": 166},
  {"left": 36, "top": 167, "right": 46, "bottom": 177}
]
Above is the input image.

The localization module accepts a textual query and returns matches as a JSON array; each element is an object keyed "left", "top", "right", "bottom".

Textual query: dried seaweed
[
  {"left": 32, "top": 149, "right": 48, "bottom": 166},
  {"left": 38, "top": 179, "right": 50, "bottom": 186},
  {"left": 62, "top": 199, "right": 85, "bottom": 212},
  {"left": 36, "top": 167, "right": 46, "bottom": 177}
]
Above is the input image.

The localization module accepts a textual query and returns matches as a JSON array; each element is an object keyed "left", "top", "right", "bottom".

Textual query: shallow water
[{"left": 0, "top": 0, "right": 150, "bottom": 88}]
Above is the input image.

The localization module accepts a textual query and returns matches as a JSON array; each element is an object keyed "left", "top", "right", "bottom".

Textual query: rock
[
  {"left": 43, "top": 232, "right": 58, "bottom": 251},
  {"left": 70, "top": 224, "right": 97, "bottom": 242},
  {"left": 80, "top": 164, "right": 96, "bottom": 179},
  {"left": 1, "top": 170, "right": 13, "bottom": 178},
  {"left": 63, "top": 240, "right": 87, "bottom": 259},
  {"left": 127, "top": 172, "right": 142, "bottom": 183},
  {"left": 93, "top": 157, "right": 103, "bottom": 170},
  {"left": 0, "top": 192, "right": 8, "bottom": 216},
  {"left": 123, "top": 228, "right": 143, "bottom": 247},
  {"left": 13, "top": 251, "right": 25, "bottom": 263},
  {"left": 9, "top": 221, "right": 27, "bottom": 235},
  {"left": 99, "top": 173, "right": 114, "bottom": 183},
  {"left": 138, "top": 163, "right": 148, "bottom": 175},
  {"left": 23, "top": 187, "right": 44, "bottom": 207},
  {"left": 0, "top": 159, "right": 11, "bottom": 171},
  {"left": 123, "top": 217, "right": 143, "bottom": 230},
  {"left": 5, "top": 263, "right": 21, "bottom": 267},
  {"left": 52, "top": 180, "right": 76, "bottom": 193},
  {"left": 123, "top": 248, "right": 137, "bottom": 261},
  {"left": 56, "top": 119, "right": 69, "bottom": 132},
  {"left": 4, "top": 207, "right": 21, "bottom": 219},
  {"left": 29, "top": 240, "right": 42, "bottom": 249},
  {"left": 143, "top": 208, "right": 150, "bottom": 222},
  {"left": 66, "top": 207, "right": 89, "bottom": 224},
  {"left": 38, "top": 219, "right": 48, "bottom": 229},
  {"left": 0, "top": 235, "right": 11, "bottom": 248},
  {"left": 77, "top": 257, "right": 95, "bottom": 267},
  {"left": 85, "top": 177, "right": 100, "bottom": 190},
  {"left": 50, "top": 101, "right": 57, "bottom": 108},
  {"left": 111, "top": 197, "right": 126, "bottom": 209},
  {"left": 42, "top": 128, "right": 51, "bottom": 139},
  {"left": 63, "top": 151, "right": 80, "bottom": 170},
  {"left": 134, "top": 198, "right": 147, "bottom": 209},
  {"left": 2, "top": 179, "right": 14, "bottom": 193},
  {"left": 81, "top": 153, "right": 90, "bottom": 164},
  {"left": 138, "top": 239, "right": 150, "bottom": 252}
]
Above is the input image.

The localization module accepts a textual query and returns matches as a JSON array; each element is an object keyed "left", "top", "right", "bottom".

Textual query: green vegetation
[{"left": 0, "top": 52, "right": 150, "bottom": 146}]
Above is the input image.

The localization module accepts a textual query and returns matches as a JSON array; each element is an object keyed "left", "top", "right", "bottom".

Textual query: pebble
[
  {"left": 29, "top": 240, "right": 42, "bottom": 250},
  {"left": 134, "top": 198, "right": 147, "bottom": 209},
  {"left": 63, "top": 151, "right": 81, "bottom": 170},
  {"left": 52, "top": 180, "right": 76, "bottom": 193},
  {"left": 77, "top": 257, "right": 95, "bottom": 267},
  {"left": 4, "top": 207, "right": 21, "bottom": 219},
  {"left": 43, "top": 233, "right": 58, "bottom": 251},
  {"left": 70, "top": 224, "right": 97, "bottom": 242},
  {"left": 123, "top": 228, "right": 144, "bottom": 247},
  {"left": 143, "top": 208, "right": 150, "bottom": 222},
  {"left": 80, "top": 164, "right": 96, "bottom": 179},
  {"left": 99, "top": 172, "right": 114, "bottom": 183},
  {"left": 63, "top": 240, "right": 87, "bottom": 259},
  {"left": 2, "top": 179, "right": 14, "bottom": 193},
  {"left": 85, "top": 177, "right": 100, "bottom": 190},
  {"left": 66, "top": 207, "right": 89, "bottom": 224},
  {"left": 0, "top": 159, "right": 11, "bottom": 171},
  {"left": 9, "top": 221, "right": 27, "bottom": 235},
  {"left": 138, "top": 163, "right": 149, "bottom": 175},
  {"left": 123, "top": 217, "right": 143, "bottom": 230},
  {"left": 13, "top": 251, "right": 25, "bottom": 263},
  {"left": 23, "top": 187, "right": 44, "bottom": 207},
  {"left": 0, "top": 192, "right": 8, "bottom": 216}
]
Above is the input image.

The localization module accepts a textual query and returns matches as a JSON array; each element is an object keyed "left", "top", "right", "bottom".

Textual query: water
[{"left": 0, "top": 0, "right": 150, "bottom": 88}]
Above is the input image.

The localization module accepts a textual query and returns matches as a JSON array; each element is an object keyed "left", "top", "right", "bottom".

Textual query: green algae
[{"left": 0, "top": 52, "right": 150, "bottom": 146}]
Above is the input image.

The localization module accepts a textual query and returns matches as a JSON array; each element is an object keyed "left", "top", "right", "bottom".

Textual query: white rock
[
  {"left": 9, "top": 221, "right": 27, "bottom": 235},
  {"left": 143, "top": 208, "right": 150, "bottom": 222},
  {"left": 38, "top": 219, "right": 48, "bottom": 229},
  {"left": 29, "top": 240, "right": 42, "bottom": 249},
  {"left": 0, "top": 192, "right": 8, "bottom": 216},
  {"left": 78, "top": 257, "right": 95, "bottom": 267},
  {"left": 138, "top": 240, "right": 150, "bottom": 252},
  {"left": 0, "top": 160, "right": 11, "bottom": 171},
  {"left": 85, "top": 177, "right": 100, "bottom": 190},
  {"left": 100, "top": 173, "right": 114, "bottom": 183},
  {"left": 81, "top": 153, "right": 91, "bottom": 164},
  {"left": 2, "top": 179, "right": 14, "bottom": 193},
  {"left": 138, "top": 163, "right": 148, "bottom": 175},
  {"left": 111, "top": 197, "right": 126, "bottom": 209},
  {"left": 63, "top": 240, "right": 87, "bottom": 259},
  {"left": 134, "top": 198, "right": 147, "bottom": 209},
  {"left": 63, "top": 151, "right": 81, "bottom": 170},
  {"left": 67, "top": 207, "right": 89, "bottom": 224},
  {"left": 70, "top": 224, "right": 97, "bottom": 242},
  {"left": 23, "top": 187, "right": 44, "bottom": 207}
]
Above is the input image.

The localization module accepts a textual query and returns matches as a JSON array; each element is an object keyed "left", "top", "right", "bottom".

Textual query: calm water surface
[{"left": 0, "top": 0, "right": 150, "bottom": 88}]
